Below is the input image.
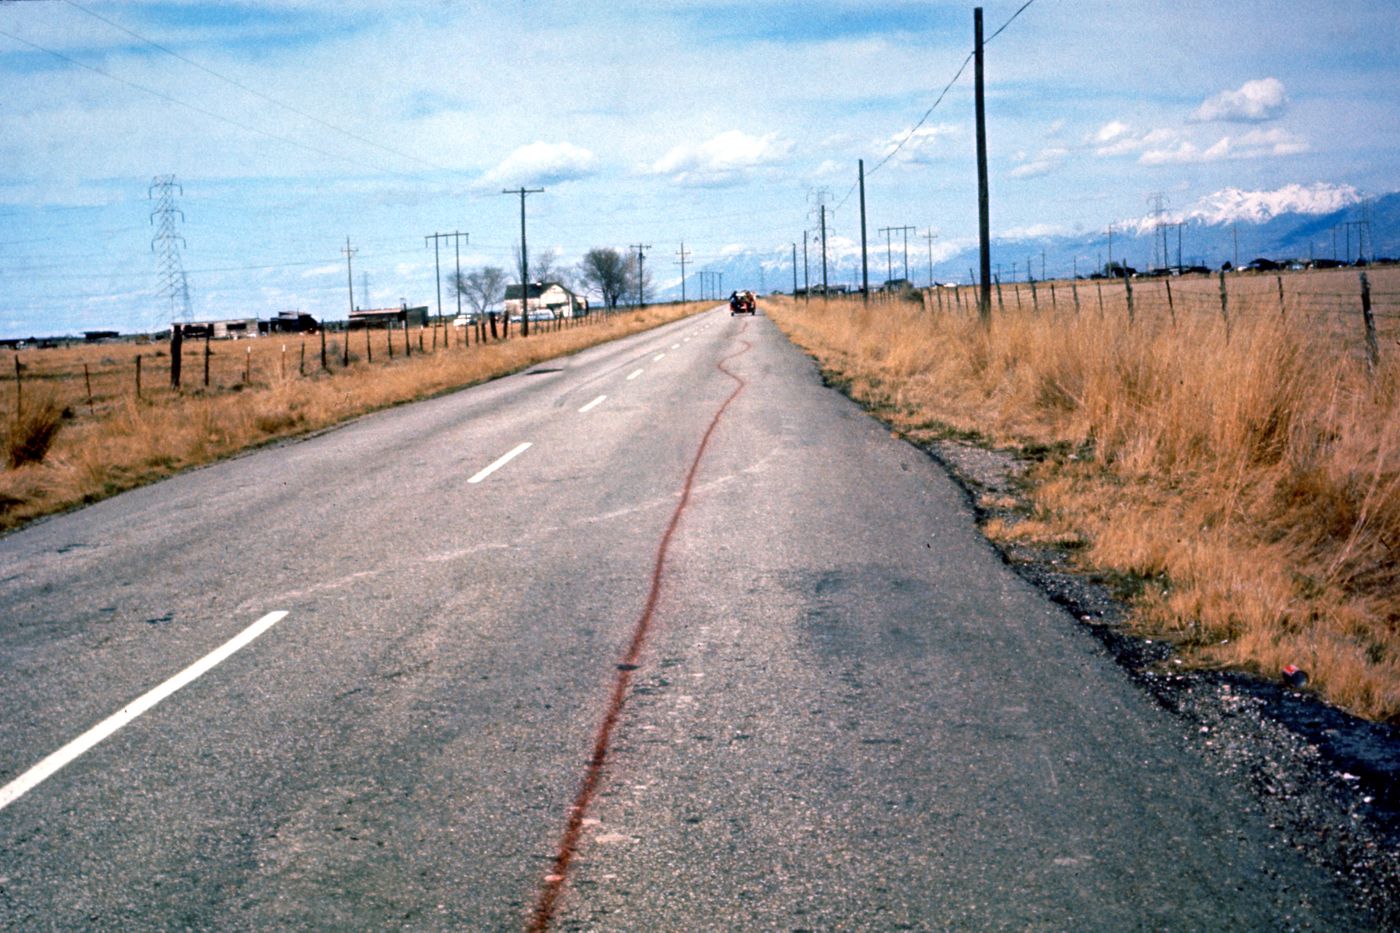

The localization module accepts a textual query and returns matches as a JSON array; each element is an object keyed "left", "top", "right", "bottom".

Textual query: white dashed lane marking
[
  {"left": 468, "top": 442, "right": 532, "bottom": 484},
  {"left": 0, "top": 610, "right": 291, "bottom": 813}
]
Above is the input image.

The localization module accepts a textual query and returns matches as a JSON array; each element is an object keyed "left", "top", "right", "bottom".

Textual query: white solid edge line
[
  {"left": 653, "top": 353, "right": 665, "bottom": 362},
  {"left": 670, "top": 344, "right": 680, "bottom": 350},
  {"left": 0, "top": 610, "right": 290, "bottom": 813},
  {"left": 626, "top": 369, "right": 644, "bottom": 381},
  {"left": 468, "top": 441, "right": 532, "bottom": 484},
  {"left": 578, "top": 394, "right": 607, "bottom": 413}
]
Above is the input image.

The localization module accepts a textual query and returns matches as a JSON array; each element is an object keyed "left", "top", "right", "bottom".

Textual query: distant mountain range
[{"left": 663, "top": 183, "right": 1397, "bottom": 295}]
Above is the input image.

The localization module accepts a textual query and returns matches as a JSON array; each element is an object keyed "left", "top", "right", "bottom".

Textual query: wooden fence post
[
  {"left": 13, "top": 354, "right": 21, "bottom": 421},
  {"left": 1277, "top": 275, "right": 1286, "bottom": 318},
  {"left": 136, "top": 354, "right": 142, "bottom": 399},
  {"left": 1029, "top": 278, "right": 1039, "bottom": 311},
  {"left": 1050, "top": 281, "right": 1057, "bottom": 310},
  {"left": 204, "top": 328, "right": 212, "bottom": 387},
  {"left": 1164, "top": 279, "right": 1176, "bottom": 326},
  {"left": 1071, "top": 278, "right": 1080, "bottom": 314},
  {"left": 1096, "top": 282, "right": 1104, "bottom": 317},
  {"left": 281, "top": 344, "right": 287, "bottom": 380},
  {"left": 1123, "top": 273, "right": 1134, "bottom": 323},
  {"left": 364, "top": 324, "right": 373, "bottom": 364},
  {"left": 994, "top": 275, "right": 1004, "bottom": 313},
  {"left": 170, "top": 325, "right": 182, "bottom": 389},
  {"left": 84, "top": 363, "right": 94, "bottom": 413},
  {"left": 244, "top": 346, "right": 252, "bottom": 383},
  {"left": 299, "top": 341, "right": 306, "bottom": 376},
  {"left": 1217, "top": 269, "right": 1231, "bottom": 340},
  {"left": 1361, "top": 271, "right": 1378, "bottom": 377}
]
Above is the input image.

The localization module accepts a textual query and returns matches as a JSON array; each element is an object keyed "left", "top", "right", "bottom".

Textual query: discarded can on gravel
[{"left": 1282, "top": 664, "right": 1309, "bottom": 688}]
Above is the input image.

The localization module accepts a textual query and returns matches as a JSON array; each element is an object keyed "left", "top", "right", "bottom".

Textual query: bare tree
[
  {"left": 578, "top": 248, "right": 630, "bottom": 310},
  {"left": 513, "top": 246, "right": 568, "bottom": 289},
  {"left": 454, "top": 266, "right": 507, "bottom": 318}
]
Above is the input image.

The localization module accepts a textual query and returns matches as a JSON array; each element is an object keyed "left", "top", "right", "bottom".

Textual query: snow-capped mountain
[{"left": 664, "top": 184, "right": 1395, "bottom": 295}]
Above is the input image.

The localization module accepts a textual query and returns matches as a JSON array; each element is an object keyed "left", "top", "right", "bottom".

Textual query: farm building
[
  {"left": 262, "top": 311, "right": 319, "bottom": 334},
  {"left": 348, "top": 305, "right": 429, "bottom": 329},
  {"left": 174, "top": 318, "right": 259, "bottom": 340},
  {"left": 504, "top": 282, "right": 589, "bottom": 319}
]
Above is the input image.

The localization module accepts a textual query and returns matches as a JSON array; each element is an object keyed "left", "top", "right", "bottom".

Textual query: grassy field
[
  {"left": 1, "top": 303, "right": 712, "bottom": 532},
  {"left": 766, "top": 267, "right": 1400, "bottom": 722}
]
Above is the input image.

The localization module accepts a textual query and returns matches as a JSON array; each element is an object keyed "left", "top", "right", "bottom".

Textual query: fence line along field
[
  {"left": 767, "top": 265, "right": 1400, "bottom": 723},
  {"left": 1, "top": 302, "right": 711, "bottom": 532}
]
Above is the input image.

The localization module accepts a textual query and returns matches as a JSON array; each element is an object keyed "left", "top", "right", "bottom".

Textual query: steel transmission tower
[{"left": 149, "top": 175, "right": 192, "bottom": 324}]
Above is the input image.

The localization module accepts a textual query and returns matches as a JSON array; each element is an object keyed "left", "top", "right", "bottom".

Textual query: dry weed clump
[
  {"left": 768, "top": 286, "right": 1400, "bottom": 722},
  {"left": 0, "top": 303, "right": 709, "bottom": 532},
  {"left": 6, "top": 394, "right": 65, "bottom": 467}
]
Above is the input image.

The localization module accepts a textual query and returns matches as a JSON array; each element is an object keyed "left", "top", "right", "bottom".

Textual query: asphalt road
[{"left": 0, "top": 306, "right": 1366, "bottom": 930}]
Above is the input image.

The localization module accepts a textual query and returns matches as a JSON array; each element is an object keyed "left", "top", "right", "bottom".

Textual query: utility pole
[
  {"left": 427, "top": 231, "right": 468, "bottom": 330},
  {"left": 1147, "top": 192, "right": 1168, "bottom": 271},
  {"left": 820, "top": 204, "right": 829, "bottom": 294},
  {"left": 503, "top": 187, "right": 544, "bottom": 336},
  {"left": 974, "top": 6, "right": 991, "bottom": 327},
  {"left": 885, "top": 225, "right": 917, "bottom": 281},
  {"left": 859, "top": 159, "right": 869, "bottom": 302},
  {"left": 425, "top": 233, "right": 444, "bottom": 329},
  {"left": 878, "top": 226, "right": 895, "bottom": 285},
  {"left": 631, "top": 243, "right": 651, "bottom": 308},
  {"left": 802, "top": 233, "right": 810, "bottom": 301},
  {"left": 1106, "top": 224, "right": 1114, "bottom": 274},
  {"left": 675, "top": 242, "right": 691, "bottom": 304},
  {"left": 342, "top": 236, "right": 357, "bottom": 366},
  {"left": 792, "top": 242, "right": 798, "bottom": 296},
  {"left": 1164, "top": 221, "right": 1187, "bottom": 272},
  {"left": 922, "top": 229, "right": 938, "bottom": 287}
]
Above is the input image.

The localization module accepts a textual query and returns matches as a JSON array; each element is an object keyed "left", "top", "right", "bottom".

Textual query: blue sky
[{"left": 1, "top": 0, "right": 1397, "bottom": 336}]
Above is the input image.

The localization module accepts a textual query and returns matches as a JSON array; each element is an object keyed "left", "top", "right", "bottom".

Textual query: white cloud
[
  {"left": 1010, "top": 146, "right": 1069, "bottom": 179},
  {"left": 1190, "top": 78, "right": 1289, "bottom": 123},
  {"left": 476, "top": 142, "right": 599, "bottom": 189},
  {"left": 1140, "top": 128, "right": 1307, "bottom": 165},
  {"left": 1000, "top": 223, "right": 1072, "bottom": 240},
  {"left": 876, "top": 124, "right": 960, "bottom": 166},
  {"left": 650, "top": 130, "right": 793, "bottom": 187},
  {"left": 1095, "top": 121, "right": 1131, "bottom": 143}
]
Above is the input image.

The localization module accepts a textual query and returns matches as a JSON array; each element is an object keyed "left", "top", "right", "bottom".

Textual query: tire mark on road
[{"left": 528, "top": 321, "right": 752, "bottom": 932}]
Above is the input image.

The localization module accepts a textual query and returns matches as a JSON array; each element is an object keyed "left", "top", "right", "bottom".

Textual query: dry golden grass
[
  {"left": 0, "top": 304, "right": 710, "bottom": 531},
  {"left": 768, "top": 269, "right": 1400, "bottom": 722}
]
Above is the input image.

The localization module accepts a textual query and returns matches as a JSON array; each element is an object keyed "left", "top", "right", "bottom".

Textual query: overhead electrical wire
[
  {"left": 0, "top": 26, "right": 428, "bottom": 182},
  {"left": 59, "top": 0, "right": 459, "bottom": 177},
  {"left": 832, "top": 0, "right": 1038, "bottom": 213}
]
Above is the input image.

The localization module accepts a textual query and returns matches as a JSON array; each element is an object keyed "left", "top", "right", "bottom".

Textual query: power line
[
  {"left": 60, "top": 0, "right": 457, "bottom": 176},
  {"left": 0, "top": 26, "right": 425, "bottom": 180},
  {"left": 837, "top": 0, "right": 1039, "bottom": 211}
]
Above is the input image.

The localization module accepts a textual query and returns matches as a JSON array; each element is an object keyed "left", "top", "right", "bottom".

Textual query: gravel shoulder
[{"left": 837, "top": 385, "right": 1400, "bottom": 927}]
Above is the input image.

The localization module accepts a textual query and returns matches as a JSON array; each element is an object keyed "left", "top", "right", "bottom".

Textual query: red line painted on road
[{"left": 528, "top": 323, "right": 752, "bottom": 932}]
